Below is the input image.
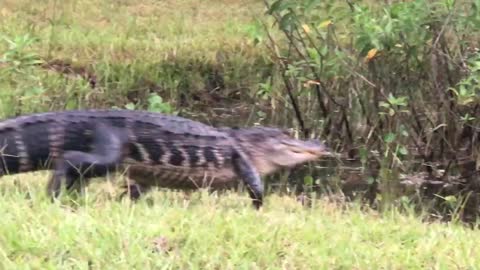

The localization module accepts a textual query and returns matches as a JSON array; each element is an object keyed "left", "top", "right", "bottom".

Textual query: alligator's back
[{"left": 0, "top": 109, "right": 229, "bottom": 176}]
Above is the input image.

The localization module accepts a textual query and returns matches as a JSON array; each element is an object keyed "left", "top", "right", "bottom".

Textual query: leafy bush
[{"left": 263, "top": 0, "right": 480, "bottom": 209}]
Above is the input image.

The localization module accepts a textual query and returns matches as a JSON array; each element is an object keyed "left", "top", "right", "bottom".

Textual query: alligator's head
[{"left": 225, "top": 126, "right": 332, "bottom": 175}]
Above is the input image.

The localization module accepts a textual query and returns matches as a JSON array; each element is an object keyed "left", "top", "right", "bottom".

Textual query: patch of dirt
[{"left": 40, "top": 59, "right": 97, "bottom": 88}]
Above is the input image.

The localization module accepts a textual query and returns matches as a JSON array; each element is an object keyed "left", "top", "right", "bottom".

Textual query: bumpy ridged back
[{"left": 0, "top": 109, "right": 234, "bottom": 175}]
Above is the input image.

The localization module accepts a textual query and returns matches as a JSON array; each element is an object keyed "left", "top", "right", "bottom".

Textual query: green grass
[
  {"left": 1, "top": 0, "right": 271, "bottom": 118},
  {"left": 0, "top": 173, "right": 479, "bottom": 269},
  {"left": 1, "top": 0, "right": 264, "bottom": 60}
]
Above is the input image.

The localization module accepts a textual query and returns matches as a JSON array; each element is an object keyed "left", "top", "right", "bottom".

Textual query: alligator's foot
[
  {"left": 119, "top": 183, "right": 150, "bottom": 201},
  {"left": 247, "top": 189, "right": 263, "bottom": 209}
]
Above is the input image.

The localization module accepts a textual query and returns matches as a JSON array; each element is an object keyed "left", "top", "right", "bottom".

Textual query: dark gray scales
[
  {"left": 182, "top": 145, "right": 201, "bottom": 167},
  {"left": 166, "top": 144, "right": 185, "bottom": 166},
  {"left": 203, "top": 146, "right": 219, "bottom": 167},
  {"left": 21, "top": 121, "right": 53, "bottom": 168},
  {"left": 127, "top": 142, "right": 146, "bottom": 162},
  {"left": 135, "top": 135, "right": 164, "bottom": 163}
]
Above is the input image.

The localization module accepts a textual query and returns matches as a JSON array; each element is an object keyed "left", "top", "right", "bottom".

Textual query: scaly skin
[{"left": 0, "top": 109, "right": 331, "bottom": 208}]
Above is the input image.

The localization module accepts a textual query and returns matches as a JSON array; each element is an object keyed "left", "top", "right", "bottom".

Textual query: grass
[
  {"left": 0, "top": 0, "right": 271, "bottom": 118},
  {"left": 0, "top": 173, "right": 479, "bottom": 269},
  {"left": 1, "top": 0, "right": 264, "bottom": 60}
]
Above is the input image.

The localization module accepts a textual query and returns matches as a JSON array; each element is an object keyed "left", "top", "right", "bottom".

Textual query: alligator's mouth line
[
  {"left": 289, "top": 147, "right": 332, "bottom": 157},
  {"left": 292, "top": 149, "right": 322, "bottom": 156}
]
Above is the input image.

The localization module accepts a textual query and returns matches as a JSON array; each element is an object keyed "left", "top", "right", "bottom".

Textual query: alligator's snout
[
  {"left": 303, "top": 139, "right": 333, "bottom": 157},
  {"left": 279, "top": 138, "right": 333, "bottom": 160},
  {"left": 287, "top": 139, "right": 330, "bottom": 157}
]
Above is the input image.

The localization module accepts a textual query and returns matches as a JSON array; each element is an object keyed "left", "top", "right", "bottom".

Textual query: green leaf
[
  {"left": 379, "top": 101, "right": 390, "bottom": 108},
  {"left": 267, "top": 0, "right": 295, "bottom": 15},
  {"left": 320, "top": 46, "right": 328, "bottom": 56},
  {"left": 267, "top": 0, "right": 284, "bottom": 15},
  {"left": 384, "top": 133, "right": 396, "bottom": 143},
  {"left": 304, "top": 175, "right": 314, "bottom": 186},
  {"left": 125, "top": 103, "right": 136, "bottom": 110},
  {"left": 306, "top": 47, "right": 319, "bottom": 61},
  {"left": 398, "top": 146, "right": 408, "bottom": 155},
  {"left": 279, "top": 12, "right": 296, "bottom": 32},
  {"left": 444, "top": 195, "right": 457, "bottom": 205}
]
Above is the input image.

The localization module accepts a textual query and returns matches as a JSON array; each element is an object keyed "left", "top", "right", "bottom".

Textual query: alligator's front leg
[
  {"left": 231, "top": 150, "right": 263, "bottom": 209},
  {"left": 46, "top": 123, "right": 129, "bottom": 199}
]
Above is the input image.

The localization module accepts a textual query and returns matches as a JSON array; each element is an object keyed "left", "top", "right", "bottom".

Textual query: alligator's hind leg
[
  {"left": 231, "top": 150, "right": 264, "bottom": 209},
  {"left": 119, "top": 181, "right": 152, "bottom": 201},
  {"left": 47, "top": 123, "right": 129, "bottom": 199}
]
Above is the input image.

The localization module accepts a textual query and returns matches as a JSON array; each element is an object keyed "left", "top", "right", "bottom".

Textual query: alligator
[{"left": 0, "top": 109, "right": 331, "bottom": 208}]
